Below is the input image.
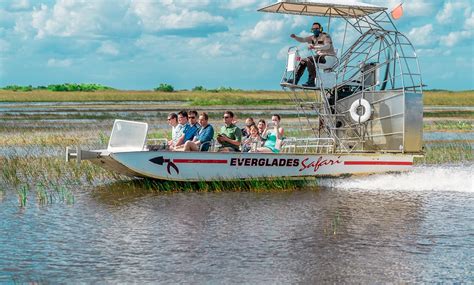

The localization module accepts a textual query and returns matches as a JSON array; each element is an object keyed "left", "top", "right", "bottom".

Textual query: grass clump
[
  {"left": 415, "top": 142, "right": 473, "bottom": 164},
  {"left": 17, "top": 185, "right": 29, "bottom": 207}
]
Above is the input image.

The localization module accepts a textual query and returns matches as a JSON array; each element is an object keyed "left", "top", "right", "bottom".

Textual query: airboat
[{"left": 66, "top": 0, "right": 423, "bottom": 181}]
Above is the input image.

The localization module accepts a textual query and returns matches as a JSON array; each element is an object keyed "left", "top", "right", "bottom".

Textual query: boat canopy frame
[{"left": 259, "top": 0, "right": 423, "bottom": 154}]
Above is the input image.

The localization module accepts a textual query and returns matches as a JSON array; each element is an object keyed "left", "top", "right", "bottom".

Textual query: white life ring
[{"left": 349, "top": 98, "right": 372, "bottom": 123}]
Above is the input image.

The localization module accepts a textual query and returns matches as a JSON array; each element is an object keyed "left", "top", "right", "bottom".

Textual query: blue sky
[{"left": 0, "top": 0, "right": 473, "bottom": 91}]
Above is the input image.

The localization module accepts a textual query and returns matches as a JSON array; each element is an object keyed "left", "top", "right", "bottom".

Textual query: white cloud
[
  {"left": 408, "top": 24, "right": 434, "bottom": 46},
  {"left": 465, "top": 12, "right": 474, "bottom": 29},
  {"left": 47, "top": 58, "right": 72, "bottom": 67},
  {"left": 130, "top": 1, "right": 224, "bottom": 32},
  {"left": 227, "top": 0, "right": 258, "bottom": 9},
  {"left": 31, "top": 1, "right": 116, "bottom": 39},
  {"left": 241, "top": 20, "right": 284, "bottom": 42},
  {"left": 283, "top": 14, "right": 309, "bottom": 29},
  {"left": 200, "top": 42, "right": 223, "bottom": 57},
  {"left": 440, "top": 30, "right": 473, "bottom": 47},
  {"left": 10, "top": 0, "right": 30, "bottom": 11},
  {"left": 436, "top": 1, "right": 471, "bottom": 23},
  {"left": 405, "top": 0, "right": 434, "bottom": 16},
  {"left": 261, "top": 52, "right": 271, "bottom": 59},
  {"left": 97, "top": 41, "right": 119, "bottom": 56},
  {"left": 159, "top": 10, "right": 224, "bottom": 30},
  {"left": 366, "top": 0, "right": 433, "bottom": 16}
]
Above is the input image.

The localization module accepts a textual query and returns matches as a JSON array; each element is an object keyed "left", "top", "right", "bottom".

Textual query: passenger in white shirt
[{"left": 167, "top": 112, "right": 183, "bottom": 149}]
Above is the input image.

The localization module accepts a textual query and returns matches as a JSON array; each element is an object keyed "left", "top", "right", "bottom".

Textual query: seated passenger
[
  {"left": 217, "top": 110, "right": 242, "bottom": 152},
  {"left": 174, "top": 110, "right": 199, "bottom": 149},
  {"left": 241, "top": 124, "right": 263, "bottom": 152},
  {"left": 241, "top": 117, "right": 254, "bottom": 137},
  {"left": 167, "top": 112, "right": 183, "bottom": 149},
  {"left": 182, "top": 112, "right": 214, "bottom": 151},
  {"left": 254, "top": 114, "right": 284, "bottom": 153},
  {"left": 257, "top": 119, "right": 267, "bottom": 140}
]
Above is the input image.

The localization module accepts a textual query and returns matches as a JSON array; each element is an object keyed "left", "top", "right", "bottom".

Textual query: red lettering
[{"left": 299, "top": 156, "right": 341, "bottom": 172}]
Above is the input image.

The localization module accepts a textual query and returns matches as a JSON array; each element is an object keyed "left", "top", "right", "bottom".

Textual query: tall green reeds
[
  {"left": 416, "top": 142, "right": 473, "bottom": 164},
  {"left": 118, "top": 177, "right": 312, "bottom": 193}
]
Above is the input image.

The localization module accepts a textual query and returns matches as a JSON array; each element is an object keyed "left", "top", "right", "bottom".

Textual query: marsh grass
[
  {"left": 424, "top": 110, "right": 474, "bottom": 118},
  {"left": 17, "top": 185, "right": 28, "bottom": 207},
  {"left": 0, "top": 90, "right": 288, "bottom": 104},
  {"left": 1, "top": 90, "right": 472, "bottom": 106},
  {"left": 423, "top": 120, "right": 473, "bottom": 131},
  {"left": 423, "top": 90, "right": 474, "bottom": 106},
  {"left": 415, "top": 142, "right": 473, "bottom": 164},
  {"left": 324, "top": 210, "right": 343, "bottom": 236},
  {"left": 119, "top": 177, "right": 312, "bottom": 193},
  {"left": 0, "top": 149, "right": 120, "bottom": 207}
]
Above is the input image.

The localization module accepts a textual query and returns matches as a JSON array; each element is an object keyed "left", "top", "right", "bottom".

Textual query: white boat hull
[{"left": 84, "top": 150, "right": 415, "bottom": 181}]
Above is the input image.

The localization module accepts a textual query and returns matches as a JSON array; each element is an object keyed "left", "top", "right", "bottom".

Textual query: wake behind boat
[{"left": 66, "top": 0, "right": 423, "bottom": 181}]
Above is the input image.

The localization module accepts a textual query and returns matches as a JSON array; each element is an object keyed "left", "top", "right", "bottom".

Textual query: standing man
[
  {"left": 217, "top": 110, "right": 242, "bottom": 152},
  {"left": 289, "top": 22, "right": 336, "bottom": 87}
]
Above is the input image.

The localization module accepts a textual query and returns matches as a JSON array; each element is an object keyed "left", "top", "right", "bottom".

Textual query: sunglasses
[
  {"left": 223, "top": 116, "right": 230, "bottom": 119},
  {"left": 189, "top": 116, "right": 196, "bottom": 119}
]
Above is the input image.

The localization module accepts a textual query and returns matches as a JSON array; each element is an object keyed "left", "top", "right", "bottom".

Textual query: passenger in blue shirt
[
  {"left": 183, "top": 112, "right": 214, "bottom": 151},
  {"left": 184, "top": 110, "right": 200, "bottom": 141},
  {"left": 175, "top": 110, "right": 199, "bottom": 147}
]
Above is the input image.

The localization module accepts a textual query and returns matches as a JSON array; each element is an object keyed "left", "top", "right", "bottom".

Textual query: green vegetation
[
  {"left": 424, "top": 120, "right": 473, "bottom": 131},
  {"left": 0, "top": 89, "right": 472, "bottom": 106},
  {"left": 415, "top": 142, "right": 473, "bottom": 165},
  {"left": 2, "top": 83, "right": 114, "bottom": 92},
  {"left": 110, "top": 177, "right": 312, "bottom": 193},
  {"left": 154, "top": 83, "right": 174, "bottom": 92},
  {"left": 424, "top": 90, "right": 474, "bottom": 106},
  {"left": 424, "top": 110, "right": 473, "bottom": 118},
  {"left": 192, "top": 86, "right": 243, "bottom": 93},
  {"left": 0, "top": 89, "right": 288, "bottom": 104},
  {"left": 3, "top": 85, "right": 34, "bottom": 91},
  {"left": 190, "top": 97, "right": 289, "bottom": 106}
]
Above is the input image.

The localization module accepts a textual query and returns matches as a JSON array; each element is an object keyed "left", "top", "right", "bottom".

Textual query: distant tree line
[
  {"left": 1, "top": 83, "right": 114, "bottom": 92},
  {"left": 2, "top": 83, "right": 246, "bottom": 92}
]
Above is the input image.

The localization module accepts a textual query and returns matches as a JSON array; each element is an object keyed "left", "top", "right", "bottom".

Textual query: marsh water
[{"left": 1, "top": 102, "right": 473, "bottom": 283}]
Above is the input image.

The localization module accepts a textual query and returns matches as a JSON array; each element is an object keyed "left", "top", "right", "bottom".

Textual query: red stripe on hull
[
  {"left": 173, "top": 159, "right": 228, "bottom": 164},
  {"left": 344, "top": 161, "right": 412, "bottom": 166}
]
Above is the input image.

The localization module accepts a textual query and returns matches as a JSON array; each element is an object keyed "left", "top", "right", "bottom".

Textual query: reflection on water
[{"left": 0, "top": 166, "right": 473, "bottom": 283}]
